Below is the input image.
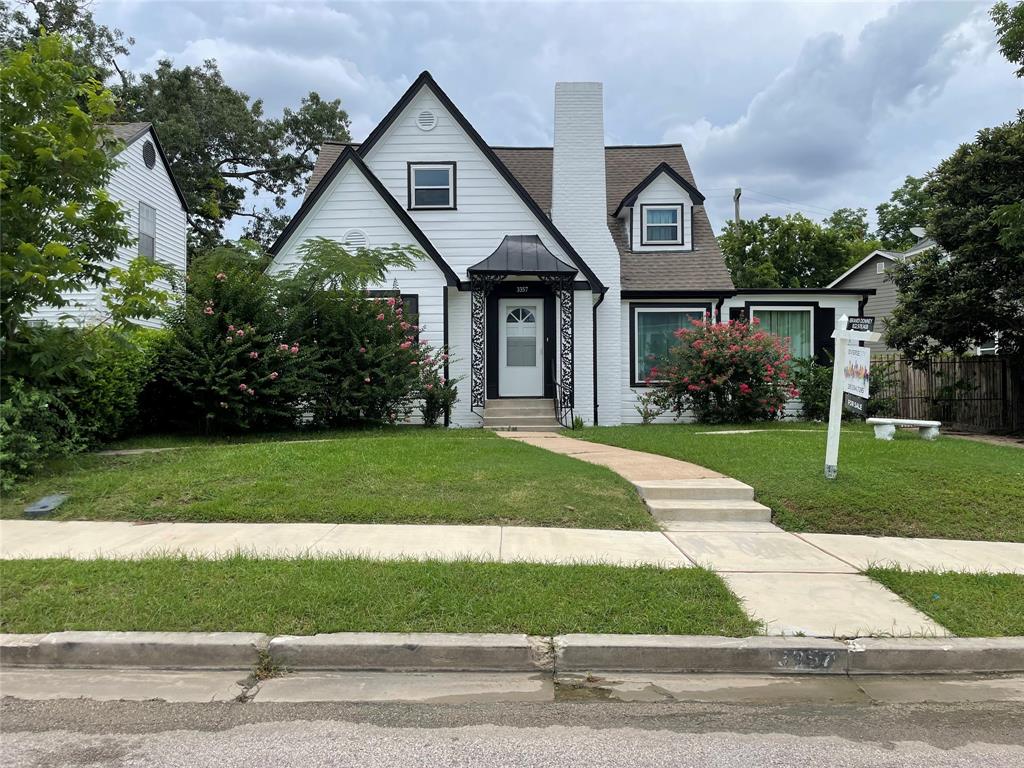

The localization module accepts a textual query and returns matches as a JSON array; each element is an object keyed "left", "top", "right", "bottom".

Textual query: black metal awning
[{"left": 467, "top": 235, "right": 578, "bottom": 277}]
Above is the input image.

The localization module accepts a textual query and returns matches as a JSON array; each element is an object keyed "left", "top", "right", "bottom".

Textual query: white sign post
[{"left": 825, "top": 315, "right": 881, "bottom": 480}]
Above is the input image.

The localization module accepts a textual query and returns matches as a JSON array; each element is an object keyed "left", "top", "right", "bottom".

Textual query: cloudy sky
[{"left": 96, "top": 0, "right": 1021, "bottom": 235}]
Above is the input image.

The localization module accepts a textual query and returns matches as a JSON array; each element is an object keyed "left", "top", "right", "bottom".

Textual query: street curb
[
  {"left": 555, "top": 635, "right": 848, "bottom": 674},
  {"left": 0, "top": 631, "right": 268, "bottom": 670},
  {"left": 267, "top": 633, "right": 553, "bottom": 672},
  {"left": 2, "top": 633, "right": 1022, "bottom": 675}
]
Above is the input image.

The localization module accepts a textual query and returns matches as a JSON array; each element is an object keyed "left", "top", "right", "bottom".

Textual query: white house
[
  {"left": 268, "top": 72, "right": 871, "bottom": 427},
  {"left": 32, "top": 122, "right": 189, "bottom": 328}
]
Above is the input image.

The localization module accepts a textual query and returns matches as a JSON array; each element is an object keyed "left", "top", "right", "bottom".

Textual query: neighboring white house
[
  {"left": 31, "top": 122, "right": 189, "bottom": 328},
  {"left": 268, "top": 72, "right": 871, "bottom": 427}
]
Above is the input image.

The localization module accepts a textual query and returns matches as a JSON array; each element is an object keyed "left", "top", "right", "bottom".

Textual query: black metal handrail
[{"left": 551, "top": 360, "right": 574, "bottom": 429}]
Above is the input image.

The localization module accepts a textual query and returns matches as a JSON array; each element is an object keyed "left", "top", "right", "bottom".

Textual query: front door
[{"left": 498, "top": 298, "right": 544, "bottom": 396}]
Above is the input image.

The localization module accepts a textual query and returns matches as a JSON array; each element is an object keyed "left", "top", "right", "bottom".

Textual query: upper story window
[
  {"left": 641, "top": 204, "right": 682, "bottom": 246},
  {"left": 408, "top": 162, "right": 456, "bottom": 210},
  {"left": 138, "top": 202, "right": 156, "bottom": 259}
]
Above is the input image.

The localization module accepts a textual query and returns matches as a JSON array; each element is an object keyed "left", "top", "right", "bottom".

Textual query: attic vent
[
  {"left": 416, "top": 109, "right": 437, "bottom": 131},
  {"left": 343, "top": 229, "right": 369, "bottom": 249},
  {"left": 142, "top": 140, "right": 156, "bottom": 169}
]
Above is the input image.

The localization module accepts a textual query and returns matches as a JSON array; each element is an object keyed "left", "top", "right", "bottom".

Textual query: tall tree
[
  {"left": 875, "top": 175, "right": 933, "bottom": 250},
  {"left": 991, "top": 0, "right": 1024, "bottom": 78},
  {"left": 0, "top": 0, "right": 133, "bottom": 86},
  {"left": 117, "top": 59, "right": 351, "bottom": 252},
  {"left": 824, "top": 206, "right": 883, "bottom": 264},
  {"left": 719, "top": 213, "right": 851, "bottom": 289}
]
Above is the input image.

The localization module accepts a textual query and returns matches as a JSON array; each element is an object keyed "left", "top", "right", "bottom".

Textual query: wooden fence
[{"left": 873, "top": 354, "right": 1024, "bottom": 433}]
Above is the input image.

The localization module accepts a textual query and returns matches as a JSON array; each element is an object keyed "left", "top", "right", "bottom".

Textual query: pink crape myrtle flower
[
  {"left": 216, "top": 272, "right": 227, "bottom": 281},
  {"left": 238, "top": 383, "right": 248, "bottom": 391},
  {"left": 364, "top": 377, "right": 371, "bottom": 383},
  {"left": 228, "top": 325, "right": 236, "bottom": 331},
  {"left": 204, "top": 306, "right": 214, "bottom": 315},
  {"left": 289, "top": 345, "right": 299, "bottom": 354},
  {"left": 376, "top": 313, "right": 385, "bottom": 321},
  {"left": 359, "top": 346, "right": 367, "bottom": 353},
  {"left": 269, "top": 372, "right": 279, "bottom": 380},
  {"left": 399, "top": 340, "right": 412, "bottom": 350},
  {"left": 279, "top": 344, "right": 290, "bottom": 351},
  {"left": 248, "top": 351, "right": 259, "bottom": 359}
]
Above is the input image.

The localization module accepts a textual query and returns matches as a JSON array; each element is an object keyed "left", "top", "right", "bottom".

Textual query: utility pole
[{"left": 733, "top": 187, "right": 742, "bottom": 225}]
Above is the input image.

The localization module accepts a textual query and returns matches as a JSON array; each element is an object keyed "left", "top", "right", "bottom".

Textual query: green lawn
[
  {"left": 0, "top": 557, "right": 758, "bottom": 637},
  {"left": 869, "top": 568, "right": 1024, "bottom": 637},
  {"left": 575, "top": 423, "right": 1024, "bottom": 542},
  {"left": 0, "top": 430, "right": 653, "bottom": 530}
]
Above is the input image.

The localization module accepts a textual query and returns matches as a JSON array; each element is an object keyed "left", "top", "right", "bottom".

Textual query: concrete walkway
[{"left": 3, "top": 518, "right": 1022, "bottom": 638}]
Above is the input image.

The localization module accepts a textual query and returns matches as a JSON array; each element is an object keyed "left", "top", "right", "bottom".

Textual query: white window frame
[
  {"left": 138, "top": 202, "right": 156, "bottom": 259},
  {"left": 409, "top": 163, "right": 455, "bottom": 210},
  {"left": 876, "top": 261, "right": 886, "bottom": 274},
  {"left": 641, "top": 204, "right": 683, "bottom": 246},
  {"left": 633, "top": 305, "right": 707, "bottom": 384},
  {"left": 749, "top": 305, "right": 815, "bottom": 359}
]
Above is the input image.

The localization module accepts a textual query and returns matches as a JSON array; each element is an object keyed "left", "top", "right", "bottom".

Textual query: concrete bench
[{"left": 866, "top": 418, "right": 941, "bottom": 441}]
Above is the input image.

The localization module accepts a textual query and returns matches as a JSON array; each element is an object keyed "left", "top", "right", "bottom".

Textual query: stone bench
[{"left": 866, "top": 418, "right": 941, "bottom": 441}]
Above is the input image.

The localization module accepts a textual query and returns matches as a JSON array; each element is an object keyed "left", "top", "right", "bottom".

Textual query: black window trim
[
  {"left": 639, "top": 203, "right": 684, "bottom": 247},
  {"left": 629, "top": 301, "right": 712, "bottom": 387},
  {"left": 407, "top": 161, "right": 457, "bottom": 210}
]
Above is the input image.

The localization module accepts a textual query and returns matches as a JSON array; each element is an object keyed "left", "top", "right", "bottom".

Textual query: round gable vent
[
  {"left": 343, "top": 229, "right": 369, "bottom": 249},
  {"left": 415, "top": 109, "right": 437, "bottom": 131},
  {"left": 142, "top": 140, "right": 156, "bottom": 169}
]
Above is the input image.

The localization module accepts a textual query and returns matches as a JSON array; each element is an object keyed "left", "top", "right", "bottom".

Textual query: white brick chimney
[{"left": 552, "top": 82, "right": 622, "bottom": 425}]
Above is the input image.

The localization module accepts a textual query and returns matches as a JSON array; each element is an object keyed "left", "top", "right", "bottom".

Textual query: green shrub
[
  {"left": 0, "top": 380, "right": 83, "bottom": 491},
  {"left": 418, "top": 348, "right": 459, "bottom": 427},
  {"left": 65, "top": 327, "right": 167, "bottom": 442},
  {"left": 655, "top": 318, "right": 799, "bottom": 423},
  {"left": 149, "top": 244, "right": 317, "bottom": 433}
]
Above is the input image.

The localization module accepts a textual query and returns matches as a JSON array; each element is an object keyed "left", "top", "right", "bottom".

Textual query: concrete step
[
  {"left": 484, "top": 400, "right": 555, "bottom": 417},
  {"left": 645, "top": 499, "right": 772, "bottom": 523},
  {"left": 483, "top": 414, "right": 562, "bottom": 428},
  {"left": 484, "top": 424, "right": 562, "bottom": 433},
  {"left": 633, "top": 478, "right": 755, "bottom": 502}
]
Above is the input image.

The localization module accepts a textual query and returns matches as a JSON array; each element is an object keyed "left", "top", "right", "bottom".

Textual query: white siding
[
  {"left": 628, "top": 174, "right": 695, "bottom": 252},
  {"left": 362, "top": 88, "right": 579, "bottom": 279},
  {"left": 31, "top": 128, "right": 188, "bottom": 328}
]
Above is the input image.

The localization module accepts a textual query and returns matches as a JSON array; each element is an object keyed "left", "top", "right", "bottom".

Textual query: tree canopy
[{"left": 874, "top": 176, "right": 933, "bottom": 250}]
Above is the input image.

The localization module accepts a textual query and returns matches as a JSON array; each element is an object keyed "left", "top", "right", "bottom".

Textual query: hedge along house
[{"left": 268, "top": 72, "right": 872, "bottom": 427}]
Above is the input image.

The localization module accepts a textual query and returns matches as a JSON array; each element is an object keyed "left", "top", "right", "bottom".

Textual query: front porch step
[
  {"left": 484, "top": 424, "right": 563, "bottom": 433},
  {"left": 632, "top": 479, "right": 755, "bottom": 501},
  {"left": 645, "top": 499, "right": 772, "bottom": 523},
  {"left": 483, "top": 415, "right": 562, "bottom": 429},
  {"left": 484, "top": 399, "right": 555, "bottom": 417}
]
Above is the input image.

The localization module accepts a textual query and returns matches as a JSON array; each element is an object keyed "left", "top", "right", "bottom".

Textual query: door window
[{"left": 505, "top": 306, "right": 537, "bottom": 367}]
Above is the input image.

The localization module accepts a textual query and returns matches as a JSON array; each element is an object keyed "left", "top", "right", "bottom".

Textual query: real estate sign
[{"left": 843, "top": 346, "right": 870, "bottom": 399}]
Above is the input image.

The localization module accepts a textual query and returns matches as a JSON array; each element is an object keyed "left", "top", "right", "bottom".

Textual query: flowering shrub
[
  {"left": 653, "top": 318, "right": 798, "bottom": 423},
  {"left": 418, "top": 347, "right": 459, "bottom": 427},
  {"left": 148, "top": 244, "right": 316, "bottom": 433},
  {"left": 633, "top": 387, "right": 670, "bottom": 424}
]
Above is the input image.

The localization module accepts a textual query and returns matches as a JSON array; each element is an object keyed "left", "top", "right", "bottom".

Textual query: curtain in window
[
  {"left": 645, "top": 208, "right": 679, "bottom": 242},
  {"left": 636, "top": 310, "right": 704, "bottom": 379},
  {"left": 756, "top": 310, "right": 811, "bottom": 358}
]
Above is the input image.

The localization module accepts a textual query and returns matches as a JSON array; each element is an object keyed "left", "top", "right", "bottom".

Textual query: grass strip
[
  {"left": 0, "top": 556, "right": 758, "bottom": 637},
  {"left": 868, "top": 568, "right": 1024, "bottom": 637},
  {"left": 1, "top": 429, "right": 654, "bottom": 530}
]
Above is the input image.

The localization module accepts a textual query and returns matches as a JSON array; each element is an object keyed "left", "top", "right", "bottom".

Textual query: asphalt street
[{"left": 3, "top": 698, "right": 1023, "bottom": 767}]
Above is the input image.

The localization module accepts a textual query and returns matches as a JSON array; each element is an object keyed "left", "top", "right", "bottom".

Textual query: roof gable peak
[{"left": 612, "top": 161, "right": 705, "bottom": 217}]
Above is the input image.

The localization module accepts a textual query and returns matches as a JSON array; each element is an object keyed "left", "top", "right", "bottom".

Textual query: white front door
[{"left": 498, "top": 298, "right": 544, "bottom": 397}]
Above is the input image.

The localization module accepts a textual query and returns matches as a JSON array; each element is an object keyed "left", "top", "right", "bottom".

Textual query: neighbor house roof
[
  {"left": 827, "top": 236, "right": 939, "bottom": 288},
  {"left": 101, "top": 122, "right": 190, "bottom": 213}
]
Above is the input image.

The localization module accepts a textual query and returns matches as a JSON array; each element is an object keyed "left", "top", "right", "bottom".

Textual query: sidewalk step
[
  {"left": 645, "top": 499, "right": 772, "bottom": 523},
  {"left": 633, "top": 479, "right": 755, "bottom": 501}
]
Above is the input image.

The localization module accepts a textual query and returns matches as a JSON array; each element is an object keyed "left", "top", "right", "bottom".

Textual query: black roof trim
[
  {"left": 468, "top": 234, "right": 579, "bottom": 278},
  {"left": 356, "top": 71, "right": 605, "bottom": 293},
  {"left": 737, "top": 288, "right": 876, "bottom": 296},
  {"left": 488, "top": 143, "right": 686, "bottom": 151},
  {"left": 108, "top": 123, "right": 190, "bottom": 214},
  {"left": 612, "top": 162, "right": 706, "bottom": 217},
  {"left": 268, "top": 145, "right": 459, "bottom": 286},
  {"left": 621, "top": 290, "right": 734, "bottom": 300}
]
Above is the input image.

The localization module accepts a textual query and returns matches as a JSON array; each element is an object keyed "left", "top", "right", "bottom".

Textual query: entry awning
[{"left": 467, "top": 234, "right": 578, "bottom": 277}]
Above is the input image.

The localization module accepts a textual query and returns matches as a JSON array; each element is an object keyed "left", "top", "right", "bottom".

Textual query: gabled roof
[
  {"left": 611, "top": 161, "right": 705, "bottom": 217},
  {"left": 268, "top": 145, "right": 459, "bottom": 285},
  {"left": 102, "top": 122, "right": 190, "bottom": 213},
  {"left": 493, "top": 145, "right": 733, "bottom": 292},
  {"left": 352, "top": 71, "right": 604, "bottom": 292},
  {"left": 827, "top": 249, "right": 900, "bottom": 288},
  {"left": 468, "top": 235, "right": 577, "bottom": 277}
]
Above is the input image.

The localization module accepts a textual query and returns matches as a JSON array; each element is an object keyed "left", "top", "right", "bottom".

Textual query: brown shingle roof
[{"left": 305, "top": 141, "right": 733, "bottom": 291}]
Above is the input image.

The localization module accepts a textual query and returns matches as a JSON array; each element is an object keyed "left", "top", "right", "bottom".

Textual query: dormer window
[
  {"left": 408, "top": 162, "right": 456, "bottom": 210},
  {"left": 641, "top": 204, "right": 682, "bottom": 246}
]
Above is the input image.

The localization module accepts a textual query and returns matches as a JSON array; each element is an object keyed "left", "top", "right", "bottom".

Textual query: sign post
[{"left": 824, "top": 315, "right": 881, "bottom": 480}]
